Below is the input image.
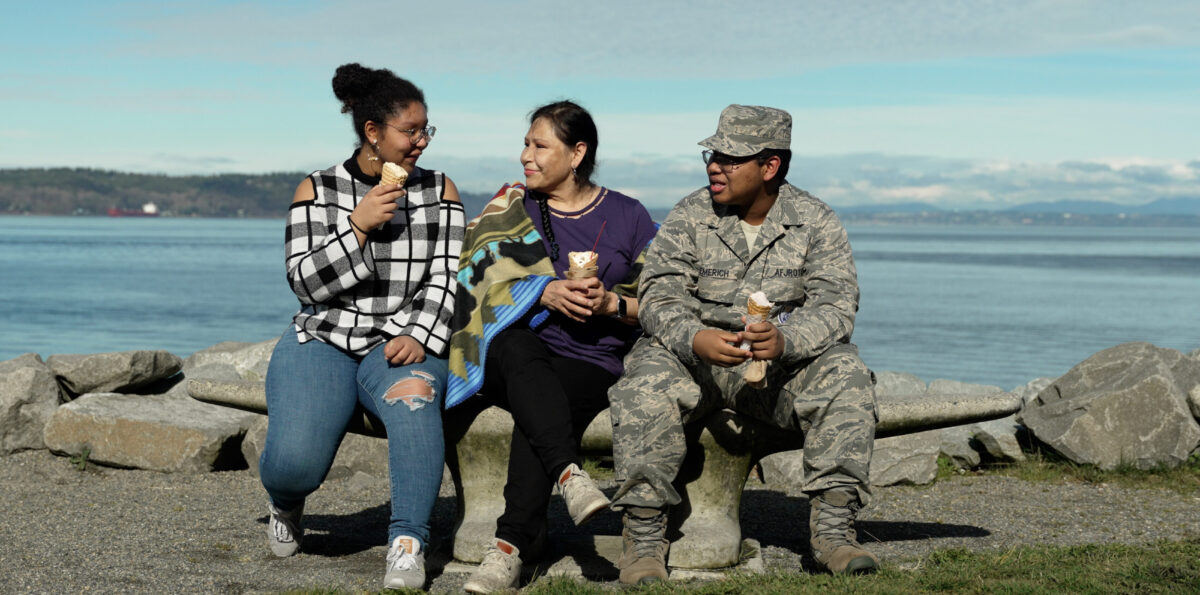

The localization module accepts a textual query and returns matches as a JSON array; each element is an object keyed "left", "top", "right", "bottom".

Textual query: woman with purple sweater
[{"left": 455, "top": 101, "right": 657, "bottom": 593}]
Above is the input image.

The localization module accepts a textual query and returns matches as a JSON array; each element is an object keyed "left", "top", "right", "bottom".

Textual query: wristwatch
[{"left": 611, "top": 295, "right": 627, "bottom": 319}]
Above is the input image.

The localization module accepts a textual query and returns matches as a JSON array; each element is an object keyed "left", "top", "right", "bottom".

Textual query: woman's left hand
[
  {"left": 540, "top": 278, "right": 602, "bottom": 322},
  {"left": 384, "top": 335, "right": 426, "bottom": 366}
]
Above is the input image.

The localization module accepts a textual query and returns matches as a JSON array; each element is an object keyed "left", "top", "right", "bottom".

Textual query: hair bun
[{"left": 332, "top": 63, "right": 378, "bottom": 114}]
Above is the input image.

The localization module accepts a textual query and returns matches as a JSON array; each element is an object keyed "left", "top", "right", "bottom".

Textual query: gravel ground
[{"left": 3, "top": 449, "right": 1199, "bottom": 594}]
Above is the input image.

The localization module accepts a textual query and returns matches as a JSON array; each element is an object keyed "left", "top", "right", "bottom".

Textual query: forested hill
[{"left": 0, "top": 168, "right": 493, "bottom": 218}]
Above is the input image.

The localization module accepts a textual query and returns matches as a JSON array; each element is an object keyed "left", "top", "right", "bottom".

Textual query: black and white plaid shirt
[{"left": 285, "top": 156, "right": 465, "bottom": 357}]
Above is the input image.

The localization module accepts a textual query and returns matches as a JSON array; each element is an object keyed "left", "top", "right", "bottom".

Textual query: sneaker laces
[
  {"left": 388, "top": 542, "right": 419, "bottom": 572},
  {"left": 479, "top": 543, "right": 517, "bottom": 574},
  {"left": 269, "top": 504, "right": 300, "bottom": 543},
  {"left": 271, "top": 518, "right": 294, "bottom": 543},
  {"left": 627, "top": 509, "right": 667, "bottom": 559}
]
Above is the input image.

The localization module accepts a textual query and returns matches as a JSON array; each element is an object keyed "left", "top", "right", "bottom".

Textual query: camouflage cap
[{"left": 698, "top": 104, "right": 792, "bottom": 157}]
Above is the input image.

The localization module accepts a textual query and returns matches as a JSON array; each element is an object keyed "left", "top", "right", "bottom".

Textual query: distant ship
[{"left": 108, "top": 202, "right": 160, "bottom": 217}]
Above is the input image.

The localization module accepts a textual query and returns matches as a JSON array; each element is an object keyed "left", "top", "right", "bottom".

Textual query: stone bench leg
[
  {"left": 445, "top": 403, "right": 804, "bottom": 569},
  {"left": 444, "top": 402, "right": 512, "bottom": 563},
  {"left": 668, "top": 410, "right": 784, "bottom": 569}
]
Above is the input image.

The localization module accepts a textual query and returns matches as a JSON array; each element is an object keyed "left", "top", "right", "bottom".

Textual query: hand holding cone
[{"left": 743, "top": 291, "right": 773, "bottom": 388}]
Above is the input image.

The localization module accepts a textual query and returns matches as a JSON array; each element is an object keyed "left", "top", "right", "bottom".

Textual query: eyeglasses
[
  {"left": 701, "top": 150, "right": 756, "bottom": 173},
  {"left": 385, "top": 123, "right": 437, "bottom": 143}
]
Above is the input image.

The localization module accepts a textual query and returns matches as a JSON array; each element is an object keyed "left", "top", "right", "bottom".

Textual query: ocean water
[{"left": 1, "top": 216, "right": 1196, "bottom": 390}]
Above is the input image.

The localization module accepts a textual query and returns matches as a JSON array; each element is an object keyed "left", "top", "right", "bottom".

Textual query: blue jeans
[{"left": 259, "top": 329, "right": 447, "bottom": 547}]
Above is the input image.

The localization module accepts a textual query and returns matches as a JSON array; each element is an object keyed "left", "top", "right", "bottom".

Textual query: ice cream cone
[
  {"left": 567, "top": 251, "right": 599, "bottom": 279},
  {"left": 380, "top": 162, "right": 408, "bottom": 187},
  {"left": 743, "top": 292, "right": 773, "bottom": 388}
]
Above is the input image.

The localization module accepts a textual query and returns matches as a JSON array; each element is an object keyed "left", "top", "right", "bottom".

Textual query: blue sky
[{"left": 2, "top": 0, "right": 1199, "bottom": 209}]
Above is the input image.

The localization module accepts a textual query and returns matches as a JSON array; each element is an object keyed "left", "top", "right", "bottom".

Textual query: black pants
[{"left": 483, "top": 327, "right": 615, "bottom": 557}]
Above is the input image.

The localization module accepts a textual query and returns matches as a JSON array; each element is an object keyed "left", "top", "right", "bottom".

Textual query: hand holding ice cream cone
[{"left": 742, "top": 291, "right": 773, "bottom": 388}]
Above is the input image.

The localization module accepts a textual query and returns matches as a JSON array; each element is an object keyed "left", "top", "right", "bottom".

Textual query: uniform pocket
[{"left": 696, "top": 273, "right": 739, "bottom": 305}]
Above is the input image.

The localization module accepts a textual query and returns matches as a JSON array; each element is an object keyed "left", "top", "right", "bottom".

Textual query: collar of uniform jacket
[{"left": 704, "top": 183, "right": 816, "bottom": 263}]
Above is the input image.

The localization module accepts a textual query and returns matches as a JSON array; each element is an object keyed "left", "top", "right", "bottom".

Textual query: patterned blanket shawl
[{"left": 446, "top": 182, "right": 644, "bottom": 408}]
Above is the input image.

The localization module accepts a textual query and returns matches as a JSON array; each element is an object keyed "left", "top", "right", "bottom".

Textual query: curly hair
[{"left": 331, "top": 63, "right": 425, "bottom": 146}]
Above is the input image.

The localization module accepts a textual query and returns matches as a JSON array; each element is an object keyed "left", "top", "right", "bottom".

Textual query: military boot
[
  {"left": 617, "top": 506, "right": 669, "bottom": 585},
  {"left": 809, "top": 487, "right": 879, "bottom": 574}
]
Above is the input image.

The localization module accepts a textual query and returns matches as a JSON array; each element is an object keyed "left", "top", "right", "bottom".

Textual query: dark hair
[
  {"left": 528, "top": 100, "right": 599, "bottom": 262},
  {"left": 757, "top": 148, "right": 791, "bottom": 184},
  {"left": 529, "top": 100, "right": 598, "bottom": 185},
  {"left": 331, "top": 63, "right": 425, "bottom": 146}
]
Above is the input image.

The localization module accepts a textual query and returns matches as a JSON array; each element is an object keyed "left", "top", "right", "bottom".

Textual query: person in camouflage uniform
[{"left": 608, "top": 104, "right": 879, "bottom": 584}]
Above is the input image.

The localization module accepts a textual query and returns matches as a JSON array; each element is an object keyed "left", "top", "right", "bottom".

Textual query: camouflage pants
[{"left": 608, "top": 338, "right": 876, "bottom": 510}]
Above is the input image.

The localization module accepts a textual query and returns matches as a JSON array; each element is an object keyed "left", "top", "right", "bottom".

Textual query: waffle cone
[
  {"left": 380, "top": 162, "right": 408, "bottom": 187},
  {"left": 566, "top": 266, "right": 598, "bottom": 280},
  {"left": 747, "top": 298, "right": 771, "bottom": 318}
]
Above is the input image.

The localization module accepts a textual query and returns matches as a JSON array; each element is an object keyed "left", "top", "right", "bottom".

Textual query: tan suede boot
[
  {"left": 617, "top": 506, "right": 669, "bottom": 585},
  {"left": 809, "top": 487, "right": 879, "bottom": 574}
]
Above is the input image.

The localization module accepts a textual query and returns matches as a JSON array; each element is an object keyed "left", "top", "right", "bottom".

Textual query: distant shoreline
[{"left": 5, "top": 210, "right": 1198, "bottom": 227}]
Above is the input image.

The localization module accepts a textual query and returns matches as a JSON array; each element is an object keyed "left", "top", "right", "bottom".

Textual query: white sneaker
[
  {"left": 384, "top": 535, "right": 426, "bottom": 589},
  {"left": 267, "top": 502, "right": 303, "bottom": 558},
  {"left": 557, "top": 463, "right": 610, "bottom": 526},
  {"left": 463, "top": 538, "right": 521, "bottom": 593}
]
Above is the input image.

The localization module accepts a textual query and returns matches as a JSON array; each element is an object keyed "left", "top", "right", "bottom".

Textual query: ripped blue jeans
[{"left": 259, "top": 329, "right": 447, "bottom": 547}]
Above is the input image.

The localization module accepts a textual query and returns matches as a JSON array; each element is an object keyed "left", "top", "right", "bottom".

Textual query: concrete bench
[{"left": 189, "top": 378, "right": 1021, "bottom": 569}]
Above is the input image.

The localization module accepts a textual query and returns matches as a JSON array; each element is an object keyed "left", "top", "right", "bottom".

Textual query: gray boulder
[
  {"left": 184, "top": 339, "right": 276, "bottom": 382},
  {"left": 1, "top": 354, "right": 65, "bottom": 454},
  {"left": 47, "top": 350, "right": 182, "bottom": 396},
  {"left": 874, "top": 370, "right": 926, "bottom": 398},
  {"left": 1011, "top": 377, "right": 1056, "bottom": 407},
  {"left": 868, "top": 371, "right": 939, "bottom": 484},
  {"left": 42, "top": 392, "right": 258, "bottom": 472},
  {"left": 240, "top": 415, "right": 389, "bottom": 479},
  {"left": 1021, "top": 342, "right": 1200, "bottom": 470},
  {"left": 929, "top": 380, "right": 1007, "bottom": 469},
  {"left": 870, "top": 430, "right": 940, "bottom": 485}
]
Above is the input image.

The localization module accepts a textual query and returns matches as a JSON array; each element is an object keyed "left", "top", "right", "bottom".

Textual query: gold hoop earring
[{"left": 367, "top": 141, "right": 380, "bottom": 162}]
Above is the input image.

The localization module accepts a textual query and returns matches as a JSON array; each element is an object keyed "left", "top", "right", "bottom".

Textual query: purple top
[{"left": 524, "top": 188, "right": 658, "bottom": 378}]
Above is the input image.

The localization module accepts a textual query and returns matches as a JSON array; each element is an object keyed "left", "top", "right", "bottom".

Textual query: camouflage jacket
[{"left": 638, "top": 183, "right": 860, "bottom": 368}]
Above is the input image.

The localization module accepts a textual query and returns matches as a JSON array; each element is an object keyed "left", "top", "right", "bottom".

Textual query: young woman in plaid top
[{"left": 257, "top": 63, "right": 464, "bottom": 590}]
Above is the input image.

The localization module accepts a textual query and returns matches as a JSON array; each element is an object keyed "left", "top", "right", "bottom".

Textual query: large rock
[
  {"left": 42, "top": 392, "right": 258, "bottom": 472},
  {"left": 1011, "top": 377, "right": 1055, "bottom": 407},
  {"left": 1020, "top": 342, "right": 1200, "bottom": 470},
  {"left": 240, "top": 415, "right": 389, "bottom": 479},
  {"left": 47, "top": 350, "right": 183, "bottom": 396},
  {"left": 870, "top": 431, "right": 940, "bottom": 485},
  {"left": 930, "top": 380, "right": 1012, "bottom": 468},
  {"left": 869, "top": 371, "right": 939, "bottom": 484},
  {"left": 1, "top": 354, "right": 65, "bottom": 454},
  {"left": 874, "top": 370, "right": 926, "bottom": 398},
  {"left": 184, "top": 339, "right": 276, "bottom": 382}
]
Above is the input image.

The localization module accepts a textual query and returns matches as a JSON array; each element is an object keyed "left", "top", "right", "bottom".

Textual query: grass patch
[
  {"left": 282, "top": 540, "right": 1200, "bottom": 594},
  {"left": 963, "top": 449, "right": 1200, "bottom": 496},
  {"left": 582, "top": 456, "right": 615, "bottom": 481},
  {"left": 520, "top": 540, "right": 1200, "bottom": 594}
]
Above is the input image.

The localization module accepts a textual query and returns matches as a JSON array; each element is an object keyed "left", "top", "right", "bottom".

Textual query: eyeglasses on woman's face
[{"left": 385, "top": 123, "right": 437, "bottom": 144}]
